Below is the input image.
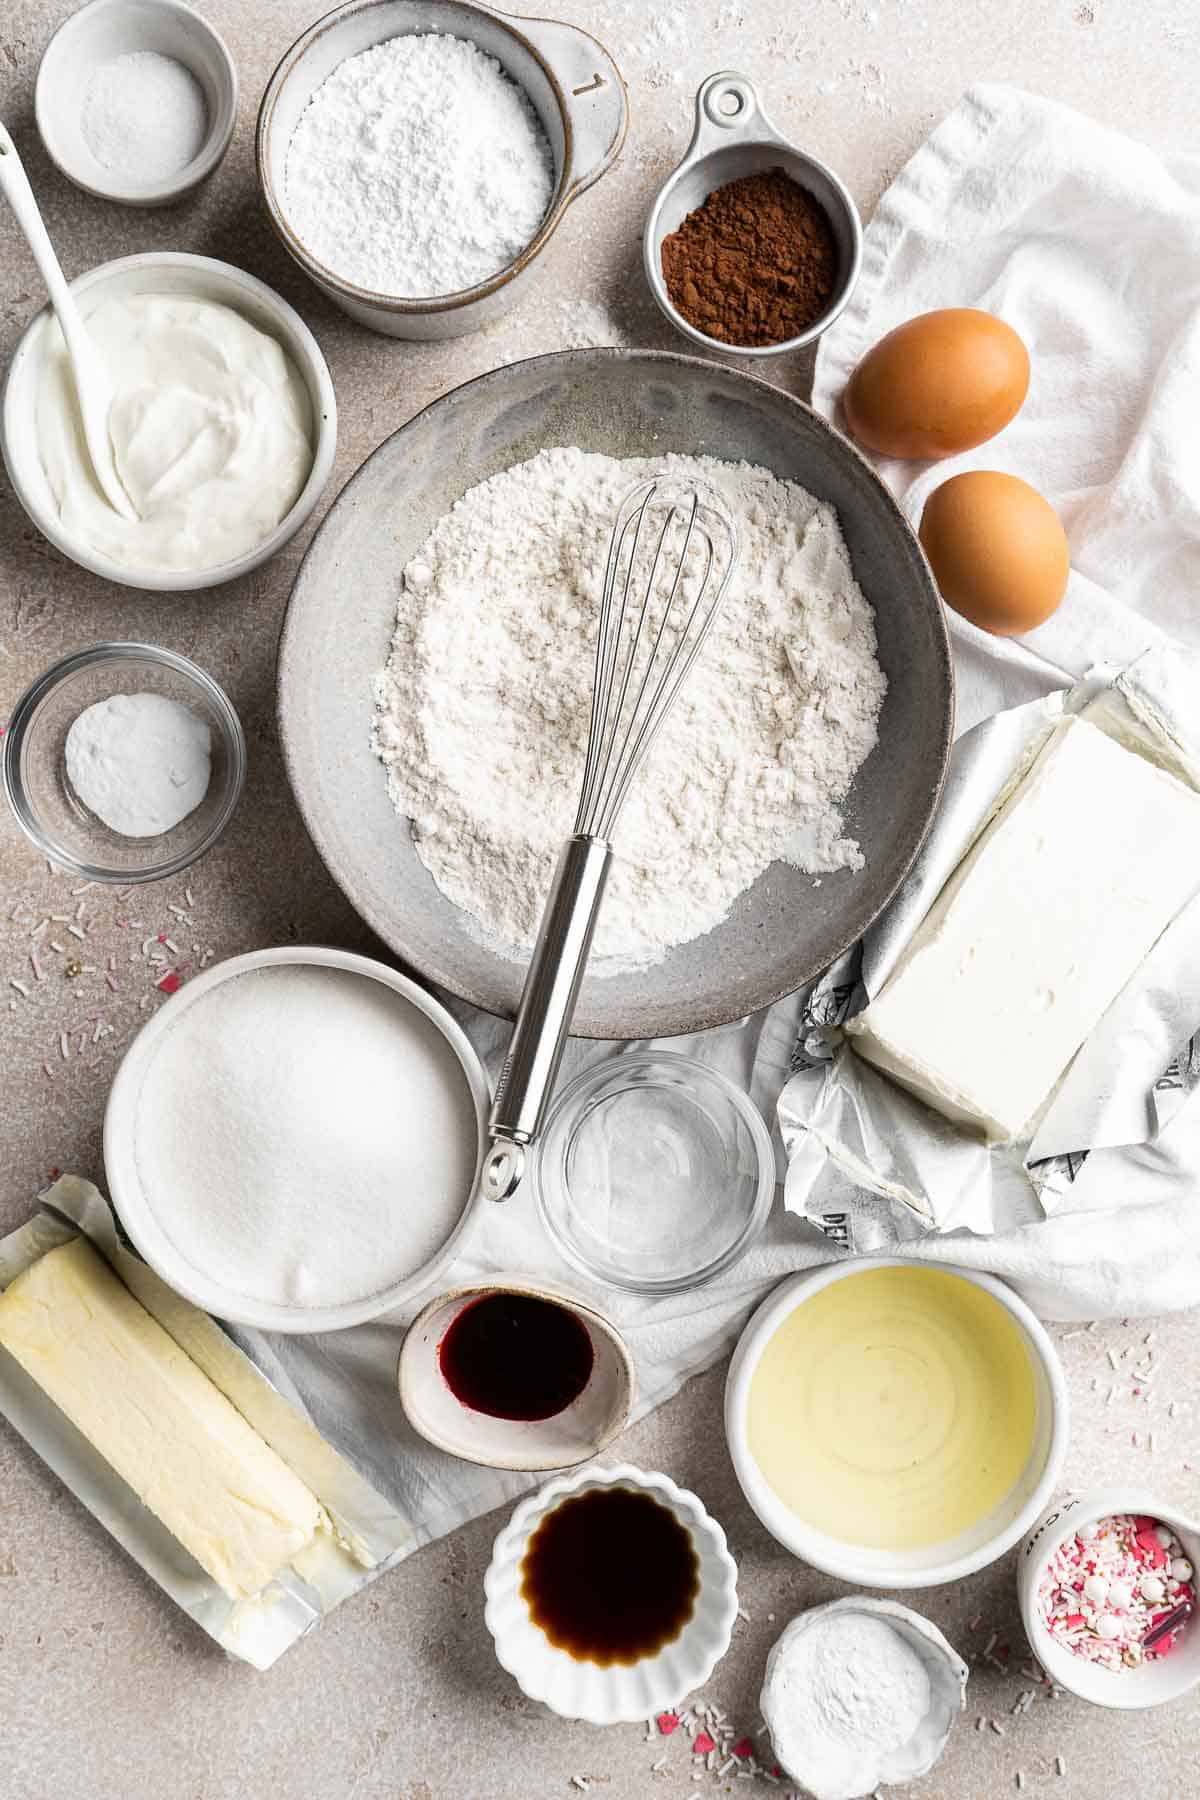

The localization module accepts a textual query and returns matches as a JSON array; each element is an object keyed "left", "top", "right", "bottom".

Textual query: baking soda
[{"left": 65, "top": 692, "right": 211, "bottom": 838}]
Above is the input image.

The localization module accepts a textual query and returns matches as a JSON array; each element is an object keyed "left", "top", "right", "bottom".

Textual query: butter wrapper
[
  {"left": 0, "top": 1177, "right": 414, "bottom": 1668},
  {"left": 778, "top": 646, "right": 1200, "bottom": 1248}
]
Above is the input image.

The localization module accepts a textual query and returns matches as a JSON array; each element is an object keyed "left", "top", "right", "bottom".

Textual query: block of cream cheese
[
  {"left": 846, "top": 716, "right": 1200, "bottom": 1142},
  {"left": 0, "top": 1238, "right": 325, "bottom": 1600}
]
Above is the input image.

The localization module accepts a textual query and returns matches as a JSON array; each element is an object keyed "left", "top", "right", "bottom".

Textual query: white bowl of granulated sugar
[{"left": 104, "top": 946, "right": 491, "bottom": 1332}]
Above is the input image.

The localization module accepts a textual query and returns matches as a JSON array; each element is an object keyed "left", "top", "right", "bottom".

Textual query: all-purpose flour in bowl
[
  {"left": 115, "top": 956, "right": 485, "bottom": 1326},
  {"left": 372, "top": 447, "right": 887, "bottom": 967}
]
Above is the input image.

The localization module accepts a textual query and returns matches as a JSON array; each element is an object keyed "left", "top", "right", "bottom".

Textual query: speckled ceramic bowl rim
[
  {"left": 255, "top": 0, "right": 628, "bottom": 317},
  {"left": 103, "top": 944, "right": 492, "bottom": 1332},
  {"left": 1, "top": 252, "right": 337, "bottom": 593},
  {"left": 726, "top": 1258, "right": 1069, "bottom": 1587},
  {"left": 397, "top": 1274, "right": 635, "bottom": 1469},
  {"left": 35, "top": 0, "right": 239, "bottom": 205},
  {"left": 275, "top": 345, "right": 954, "bottom": 1039},
  {"left": 484, "top": 1462, "right": 739, "bottom": 1724}
]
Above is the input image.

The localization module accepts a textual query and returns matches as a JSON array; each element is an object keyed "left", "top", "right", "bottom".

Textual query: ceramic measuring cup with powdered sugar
[
  {"left": 761, "top": 1598, "right": 967, "bottom": 1800},
  {"left": 644, "top": 70, "right": 863, "bottom": 357},
  {"left": 256, "top": 0, "right": 627, "bottom": 339}
]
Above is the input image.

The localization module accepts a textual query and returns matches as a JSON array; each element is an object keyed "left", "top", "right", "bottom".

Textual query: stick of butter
[
  {"left": 846, "top": 716, "right": 1200, "bottom": 1142},
  {"left": 0, "top": 1237, "right": 326, "bottom": 1600}
]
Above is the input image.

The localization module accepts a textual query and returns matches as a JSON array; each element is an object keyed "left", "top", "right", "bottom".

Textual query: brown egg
[
  {"left": 918, "top": 472, "right": 1070, "bottom": 636},
  {"left": 843, "top": 309, "right": 1030, "bottom": 460}
]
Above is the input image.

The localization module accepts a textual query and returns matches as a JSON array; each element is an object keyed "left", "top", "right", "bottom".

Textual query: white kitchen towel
[
  {"left": 811, "top": 81, "right": 1200, "bottom": 738},
  {"left": 98, "top": 85, "right": 1200, "bottom": 1562}
]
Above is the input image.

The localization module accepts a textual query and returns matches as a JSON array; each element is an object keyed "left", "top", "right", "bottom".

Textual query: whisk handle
[{"left": 481, "top": 835, "right": 612, "bottom": 1201}]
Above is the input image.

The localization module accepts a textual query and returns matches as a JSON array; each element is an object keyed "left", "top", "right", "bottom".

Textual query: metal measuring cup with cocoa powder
[{"left": 644, "top": 70, "right": 862, "bottom": 358}]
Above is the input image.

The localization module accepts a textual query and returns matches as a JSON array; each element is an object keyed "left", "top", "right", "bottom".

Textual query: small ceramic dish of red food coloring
[{"left": 397, "top": 1274, "right": 634, "bottom": 1472}]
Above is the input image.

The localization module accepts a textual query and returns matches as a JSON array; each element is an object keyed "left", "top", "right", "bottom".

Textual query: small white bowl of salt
[
  {"left": 36, "top": 0, "right": 237, "bottom": 206},
  {"left": 761, "top": 1598, "right": 967, "bottom": 1800}
]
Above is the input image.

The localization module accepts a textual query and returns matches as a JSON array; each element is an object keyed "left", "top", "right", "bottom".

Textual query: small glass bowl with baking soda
[
  {"left": 3, "top": 642, "right": 246, "bottom": 883},
  {"left": 644, "top": 69, "right": 862, "bottom": 357}
]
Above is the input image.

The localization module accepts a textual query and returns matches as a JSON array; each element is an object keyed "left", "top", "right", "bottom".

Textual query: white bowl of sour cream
[
  {"left": 725, "top": 1259, "right": 1068, "bottom": 1588},
  {"left": 1, "top": 252, "right": 336, "bottom": 592}
]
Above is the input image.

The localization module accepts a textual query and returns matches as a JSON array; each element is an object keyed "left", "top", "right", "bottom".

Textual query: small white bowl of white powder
[
  {"left": 36, "top": 0, "right": 237, "bottom": 206},
  {"left": 104, "top": 946, "right": 491, "bottom": 1332},
  {"left": 761, "top": 1599, "right": 967, "bottom": 1800},
  {"left": 257, "top": 0, "right": 627, "bottom": 338}
]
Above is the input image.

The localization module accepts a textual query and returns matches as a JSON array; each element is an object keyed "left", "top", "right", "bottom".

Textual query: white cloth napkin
[
  {"left": 225, "top": 84, "right": 1200, "bottom": 1553},
  {"left": 812, "top": 80, "right": 1200, "bottom": 734}
]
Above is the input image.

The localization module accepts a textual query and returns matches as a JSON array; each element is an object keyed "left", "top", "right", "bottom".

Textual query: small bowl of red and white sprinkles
[{"left": 1018, "top": 1490, "right": 1200, "bottom": 1708}]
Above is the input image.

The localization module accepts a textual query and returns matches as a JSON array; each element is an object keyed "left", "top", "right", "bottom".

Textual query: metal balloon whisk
[{"left": 481, "top": 476, "right": 739, "bottom": 1201}]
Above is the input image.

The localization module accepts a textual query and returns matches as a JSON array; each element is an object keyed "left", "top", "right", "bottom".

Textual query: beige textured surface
[{"left": 1, "top": 1, "right": 1198, "bottom": 1795}]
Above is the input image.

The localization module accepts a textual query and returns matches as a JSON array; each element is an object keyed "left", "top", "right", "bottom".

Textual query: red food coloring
[
  {"left": 440, "top": 1293, "right": 593, "bottom": 1420},
  {"left": 733, "top": 1738, "right": 754, "bottom": 1759},
  {"left": 656, "top": 1713, "right": 679, "bottom": 1736},
  {"left": 156, "top": 970, "right": 182, "bottom": 995},
  {"left": 1065, "top": 1613, "right": 1086, "bottom": 1629},
  {"left": 996, "top": 1643, "right": 1011, "bottom": 1660},
  {"left": 1135, "top": 1515, "right": 1158, "bottom": 1533},
  {"left": 693, "top": 1732, "right": 715, "bottom": 1756}
]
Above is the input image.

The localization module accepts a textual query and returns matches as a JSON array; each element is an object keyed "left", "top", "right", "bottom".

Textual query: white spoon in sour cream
[{"left": 0, "top": 121, "right": 136, "bottom": 522}]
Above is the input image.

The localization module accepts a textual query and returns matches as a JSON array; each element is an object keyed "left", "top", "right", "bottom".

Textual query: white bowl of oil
[{"left": 725, "top": 1259, "right": 1068, "bottom": 1588}]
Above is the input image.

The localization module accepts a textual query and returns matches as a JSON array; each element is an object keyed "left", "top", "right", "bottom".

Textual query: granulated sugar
[
  {"left": 131, "top": 964, "right": 479, "bottom": 1310},
  {"left": 373, "top": 447, "right": 887, "bottom": 966},
  {"left": 283, "top": 34, "right": 554, "bottom": 298}
]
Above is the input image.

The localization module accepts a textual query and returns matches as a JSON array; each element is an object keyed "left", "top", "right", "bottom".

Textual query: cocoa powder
[{"left": 660, "top": 168, "right": 838, "bottom": 347}]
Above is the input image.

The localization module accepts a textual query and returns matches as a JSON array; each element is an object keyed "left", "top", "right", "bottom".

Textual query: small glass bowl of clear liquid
[{"left": 532, "top": 1052, "right": 776, "bottom": 1295}]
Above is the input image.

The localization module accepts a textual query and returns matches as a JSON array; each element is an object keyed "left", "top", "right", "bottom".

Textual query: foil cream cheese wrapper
[
  {"left": 778, "top": 645, "right": 1200, "bottom": 1247},
  {"left": 0, "top": 1176, "right": 414, "bottom": 1668}
]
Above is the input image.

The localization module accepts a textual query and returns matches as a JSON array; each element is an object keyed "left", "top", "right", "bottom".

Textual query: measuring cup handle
[
  {"left": 684, "top": 70, "right": 785, "bottom": 161},
  {"left": 515, "top": 15, "right": 628, "bottom": 204}
]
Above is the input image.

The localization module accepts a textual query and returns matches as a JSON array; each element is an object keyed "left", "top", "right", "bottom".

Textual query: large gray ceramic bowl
[{"left": 277, "top": 349, "right": 952, "bottom": 1039}]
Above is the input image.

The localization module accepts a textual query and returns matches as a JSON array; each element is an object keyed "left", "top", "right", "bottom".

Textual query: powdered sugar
[
  {"left": 762, "top": 1611, "right": 933, "bottom": 1800},
  {"left": 372, "top": 448, "right": 886, "bottom": 966},
  {"left": 282, "top": 34, "right": 554, "bottom": 298}
]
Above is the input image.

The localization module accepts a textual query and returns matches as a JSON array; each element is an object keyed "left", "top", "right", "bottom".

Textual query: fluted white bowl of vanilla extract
[{"left": 484, "top": 1463, "right": 738, "bottom": 1724}]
